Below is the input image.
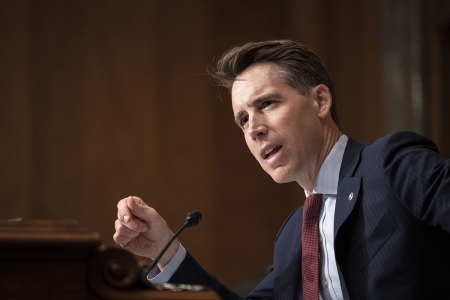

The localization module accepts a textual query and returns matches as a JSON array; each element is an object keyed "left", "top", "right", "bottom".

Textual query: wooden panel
[
  {"left": 427, "top": 0, "right": 450, "bottom": 157},
  {"left": 325, "top": 0, "right": 384, "bottom": 143},
  {"left": 0, "top": 0, "right": 32, "bottom": 219}
]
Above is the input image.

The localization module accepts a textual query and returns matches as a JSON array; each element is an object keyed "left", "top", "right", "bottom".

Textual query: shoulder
[
  {"left": 367, "top": 131, "right": 438, "bottom": 152},
  {"left": 362, "top": 132, "right": 450, "bottom": 229},
  {"left": 360, "top": 131, "right": 441, "bottom": 164}
]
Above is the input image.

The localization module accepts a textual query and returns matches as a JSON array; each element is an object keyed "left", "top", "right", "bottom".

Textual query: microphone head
[{"left": 184, "top": 211, "right": 202, "bottom": 228}]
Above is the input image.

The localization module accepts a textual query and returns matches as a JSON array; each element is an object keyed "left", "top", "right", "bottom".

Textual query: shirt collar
[{"left": 305, "top": 134, "right": 348, "bottom": 197}]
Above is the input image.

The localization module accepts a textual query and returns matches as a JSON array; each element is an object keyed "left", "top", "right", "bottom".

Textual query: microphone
[
  {"left": 184, "top": 210, "right": 202, "bottom": 227},
  {"left": 149, "top": 211, "right": 202, "bottom": 272}
]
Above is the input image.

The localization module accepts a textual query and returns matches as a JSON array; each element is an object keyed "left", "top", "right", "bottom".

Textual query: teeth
[{"left": 265, "top": 147, "right": 277, "bottom": 156}]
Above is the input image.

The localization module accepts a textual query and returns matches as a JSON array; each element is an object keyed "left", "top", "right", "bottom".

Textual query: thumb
[{"left": 127, "top": 196, "right": 160, "bottom": 224}]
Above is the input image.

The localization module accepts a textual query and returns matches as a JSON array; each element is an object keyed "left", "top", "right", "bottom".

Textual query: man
[{"left": 114, "top": 40, "right": 450, "bottom": 299}]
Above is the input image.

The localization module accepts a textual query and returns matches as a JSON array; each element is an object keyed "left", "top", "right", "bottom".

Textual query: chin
[{"left": 269, "top": 170, "right": 293, "bottom": 184}]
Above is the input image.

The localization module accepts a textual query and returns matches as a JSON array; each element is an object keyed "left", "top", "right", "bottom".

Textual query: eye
[
  {"left": 240, "top": 115, "right": 249, "bottom": 127},
  {"left": 262, "top": 100, "right": 275, "bottom": 108}
]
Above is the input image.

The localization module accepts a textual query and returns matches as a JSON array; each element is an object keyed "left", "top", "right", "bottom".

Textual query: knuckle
[{"left": 117, "top": 198, "right": 127, "bottom": 209}]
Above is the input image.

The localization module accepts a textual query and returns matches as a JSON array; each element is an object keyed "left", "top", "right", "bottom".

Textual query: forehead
[{"left": 231, "top": 63, "right": 284, "bottom": 112}]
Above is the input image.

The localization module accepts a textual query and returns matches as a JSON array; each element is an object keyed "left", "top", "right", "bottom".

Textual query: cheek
[{"left": 245, "top": 136, "right": 260, "bottom": 159}]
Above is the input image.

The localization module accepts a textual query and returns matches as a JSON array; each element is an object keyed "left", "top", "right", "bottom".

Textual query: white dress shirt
[{"left": 149, "top": 135, "right": 349, "bottom": 300}]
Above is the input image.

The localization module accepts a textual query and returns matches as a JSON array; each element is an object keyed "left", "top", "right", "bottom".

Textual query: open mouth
[{"left": 265, "top": 146, "right": 283, "bottom": 159}]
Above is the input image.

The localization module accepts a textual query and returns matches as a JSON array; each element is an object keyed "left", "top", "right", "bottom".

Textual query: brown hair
[{"left": 209, "top": 40, "right": 340, "bottom": 128}]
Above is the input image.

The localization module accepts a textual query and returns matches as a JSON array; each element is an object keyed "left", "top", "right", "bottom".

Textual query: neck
[{"left": 298, "top": 125, "right": 342, "bottom": 194}]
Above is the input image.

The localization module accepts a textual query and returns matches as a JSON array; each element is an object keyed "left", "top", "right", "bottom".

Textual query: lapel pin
[{"left": 348, "top": 192, "right": 354, "bottom": 201}]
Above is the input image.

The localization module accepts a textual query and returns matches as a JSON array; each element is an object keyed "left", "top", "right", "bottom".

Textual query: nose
[{"left": 248, "top": 115, "right": 268, "bottom": 140}]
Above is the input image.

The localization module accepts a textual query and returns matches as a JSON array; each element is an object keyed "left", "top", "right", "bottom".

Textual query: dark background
[{"left": 1, "top": 0, "right": 449, "bottom": 286}]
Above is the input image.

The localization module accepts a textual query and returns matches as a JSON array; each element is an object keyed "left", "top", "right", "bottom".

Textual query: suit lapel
[
  {"left": 335, "top": 137, "right": 364, "bottom": 238},
  {"left": 274, "top": 210, "right": 303, "bottom": 300},
  {"left": 335, "top": 177, "right": 361, "bottom": 238},
  {"left": 333, "top": 138, "right": 365, "bottom": 300}
]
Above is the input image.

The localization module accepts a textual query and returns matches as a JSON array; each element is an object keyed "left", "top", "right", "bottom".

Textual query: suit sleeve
[
  {"left": 168, "top": 252, "right": 242, "bottom": 299},
  {"left": 168, "top": 252, "right": 273, "bottom": 299},
  {"left": 379, "top": 131, "right": 450, "bottom": 231}
]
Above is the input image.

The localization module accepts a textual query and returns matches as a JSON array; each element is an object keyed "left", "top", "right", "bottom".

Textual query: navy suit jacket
[{"left": 169, "top": 132, "right": 450, "bottom": 299}]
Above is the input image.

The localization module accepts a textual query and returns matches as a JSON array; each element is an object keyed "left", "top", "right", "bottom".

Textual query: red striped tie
[{"left": 302, "top": 193, "right": 322, "bottom": 300}]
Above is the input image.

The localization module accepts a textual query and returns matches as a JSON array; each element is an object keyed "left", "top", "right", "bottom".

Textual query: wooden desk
[{"left": 0, "top": 220, "right": 220, "bottom": 300}]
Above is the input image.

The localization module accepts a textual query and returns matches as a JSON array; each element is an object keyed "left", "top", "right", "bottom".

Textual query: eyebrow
[{"left": 234, "top": 93, "right": 282, "bottom": 125}]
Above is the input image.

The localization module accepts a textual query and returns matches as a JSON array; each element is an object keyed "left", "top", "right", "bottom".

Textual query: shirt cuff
[{"left": 147, "top": 243, "right": 186, "bottom": 284}]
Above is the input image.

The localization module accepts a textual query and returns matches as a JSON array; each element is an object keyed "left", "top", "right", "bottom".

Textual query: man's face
[{"left": 231, "top": 63, "right": 323, "bottom": 184}]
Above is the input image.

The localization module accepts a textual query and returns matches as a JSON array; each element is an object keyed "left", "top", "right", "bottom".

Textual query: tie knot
[{"left": 303, "top": 193, "right": 322, "bottom": 219}]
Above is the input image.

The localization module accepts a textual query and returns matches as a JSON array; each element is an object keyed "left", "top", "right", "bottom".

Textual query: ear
[{"left": 312, "top": 84, "right": 332, "bottom": 119}]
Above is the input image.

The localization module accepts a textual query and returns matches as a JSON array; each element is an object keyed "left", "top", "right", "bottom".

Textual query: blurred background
[{"left": 1, "top": 0, "right": 449, "bottom": 287}]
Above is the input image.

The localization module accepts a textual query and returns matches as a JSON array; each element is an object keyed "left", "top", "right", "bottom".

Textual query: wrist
[{"left": 156, "top": 239, "right": 180, "bottom": 270}]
